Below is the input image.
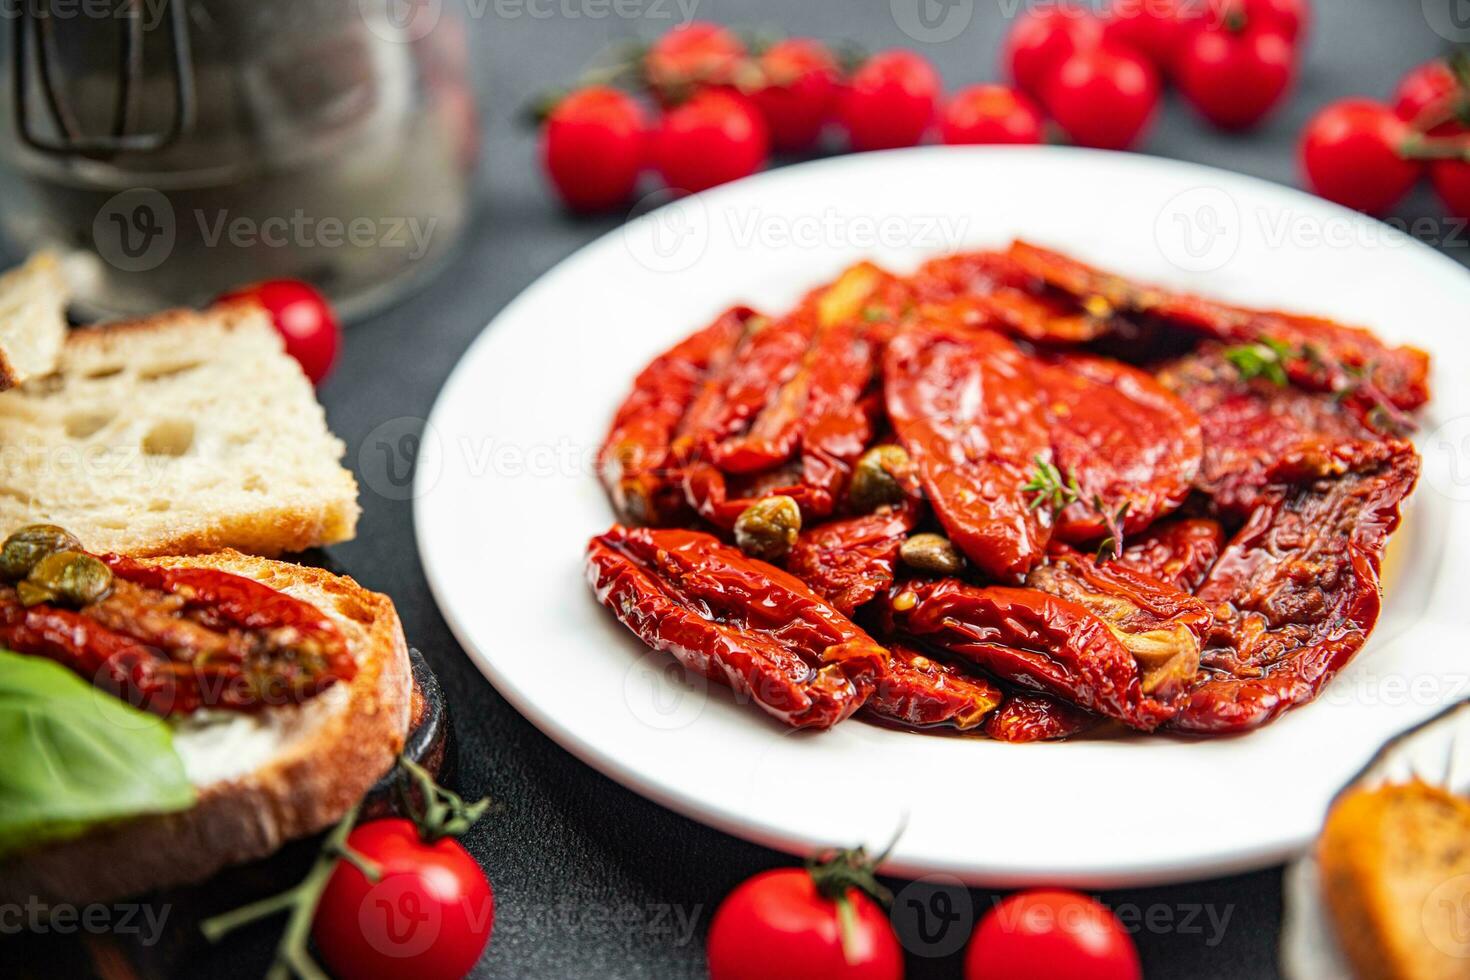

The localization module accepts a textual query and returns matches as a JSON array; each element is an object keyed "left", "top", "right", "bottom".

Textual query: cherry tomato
[
  {"left": 1044, "top": 43, "right": 1160, "bottom": 150},
  {"left": 1431, "top": 160, "right": 1470, "bottom": 219},
  {"left": 707, "top": 869, "right": 902, "bottom": 980},
  {"left": 1299, "top": 98, "right": 1422, "bottom": 214},
  {"left": 540, "top": 86, "right": 648, "bottom": 213},
  {"left": 653, "top": 89, "right": 769, "bottom": 193},
  {"left": 1004, "top": 7, "right": 1103, "bottom": 99},
  {"left": 965, "top": 889, "right": 1141, "bottom": 980},
  {"left": 941, "top": 85, "right": 1045, "bottom": 145},
  {"left": 1101, "top": 0, "right": 1204, "bottom": 75},
  {"left": 837, "top": 50, "right": 941, "bottom": 152},
  {"left": 644, "top": 21, "right": 748, "bottom": 100},
  {"left": 216, "top": 279, "right": 340, "bottom": 385},
  {"left": 312, "top": 819, "right": 493, "bottom": 980},
  {"left": 750, "top": 38, "right": 841, "bottom": 152},
  {"left": 1234, "top": 0, "right": 1309, "bottom": 43},
  {"left": 1176, "top": 23, "right": 1294, "bottom": 130},
  {"left": 1393, "top": 59, "right": 1465, "bottom": 133}
]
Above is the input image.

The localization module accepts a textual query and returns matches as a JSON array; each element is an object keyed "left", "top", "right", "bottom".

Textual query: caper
[
  {"left": 734, "top": 495, "right": 802, "bottom": 562},
  {"left": 848, "top": 445, "right": 911, "bottom": 512},
  {"left": 21, "top": 551, "right": 113, "bottom": 608},
  {"left": 899, "top": 533, "right": 965, "bottom": 576},
  {"left": 0, "top": 524, "right": 83, "bottom": 581}
]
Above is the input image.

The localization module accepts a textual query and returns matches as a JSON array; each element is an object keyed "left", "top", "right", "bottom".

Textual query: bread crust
[{"left": 0, "top": 552, "right": 411, "bottom": 905}]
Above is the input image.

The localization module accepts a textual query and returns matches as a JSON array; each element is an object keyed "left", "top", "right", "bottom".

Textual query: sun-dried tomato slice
[
  {"left": 1028, "top": 547, "right": 1212, "bottom": 700},
  {"left": 864, "top": 643, "right": 1004, "bottom": 731},
  {"left": 586, "top": 525, "right": 889, "bottom": 730},
  {"left": 786, "top": 503, "right": 921, "bottom": 615},
  {"left": 882, "top": 578, "right": 1175, "bottom": 731},
  {"left": 1118, "top": 518, "right": 1224, "bottom": 593},
  {"left": 1170, "top": 442, "right": 1420, "bottom": 733},
  {"left": 598, "top": 306, "right": 754, "bottom": 525},
  {"left": 984, "top": 690, "right": 1098, "bottom": 743},
  {"left": 1157, "top": 346, "right": 1384, "bottom": 517},
  {"left": 884, "top": 324, "right": 1053, "bottom": 580},
  {"left": 1008, "top": 239, "right": 1430, "bottom": 411},
  {"left": 1035, "top": 353, "right": 1202, "bottom": 543}
]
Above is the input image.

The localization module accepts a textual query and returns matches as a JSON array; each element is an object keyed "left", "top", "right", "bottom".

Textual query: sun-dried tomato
[{"left": 586, "top": 525, "right": 889, "bottom": 729}]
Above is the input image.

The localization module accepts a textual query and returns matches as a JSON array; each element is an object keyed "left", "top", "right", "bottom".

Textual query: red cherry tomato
[
  {"left": 1431, "top": 160, "right": 1470, "bottom": 219},
  {"left": 312, "top": 819, "right": 494, "bottom": 980},
  {"left": 1044, "top": 43, "right": 1160, "bottom": 150},
  {"left": 707, "top": 869, "right": 902, "bottom": 980},
  {"left": 653, "top": 89, "right": 769, "bottom": 193},
  {"left": 1176, "top": 23, "right": 1294, "bottom": 130},
  {"left": 837, "top": 50, "right": 941, "bottom": 152},
  {"left": 645, "top": 21, "right": 748, "bottom": 99},
  {"left": 216, "top": 279, "right": 340, "bottom": 385},
  {"left": 1100, "top": 0, "right": 1203, "bottom": 75},
  {"left": 1393, "top": 59, "right": 1465, "bottom": 132},
  {"left": 540, "top": 86, "right": 648, "bottom": 213},
  {"left": 941, "top": 85, "right": 1045, "bottom": 145},
  {"left": 1299, "top": 98, "right": 1422, "bottom": 215},
  {"left": 965, "top": 889, "right": 1141, "bottom": 980},
  {"left": 1235, "top": 0, "right": 1309, "bottom": 43},
  {"left": 1003, "top": 7, "right": 1103, "bottom": 99},
  {"left": 750, "top": 38, "right": 841, "bottom": 152}
]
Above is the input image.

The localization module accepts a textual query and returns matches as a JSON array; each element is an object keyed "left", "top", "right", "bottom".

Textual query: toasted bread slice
[
  {"left": 1319, "top": 779, "right": 1470, "bottom": 980},
  {"left": 0, "top": 252, "right": 68, "bottom": 390},
  {"left": 0, "top": 303, "right": 359, "bottom": 556},
  {"left": 0, "top": 551, "right": 411, "bottom": 904}
]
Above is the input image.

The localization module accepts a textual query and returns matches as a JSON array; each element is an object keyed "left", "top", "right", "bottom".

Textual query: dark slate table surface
[{"left": 21, "top": 1, "right": 1468, "bottom": 977}]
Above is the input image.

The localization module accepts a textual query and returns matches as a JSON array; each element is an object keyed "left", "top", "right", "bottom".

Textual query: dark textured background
[{"left": 7, "top": 0, "right": 1467, "bottom": 977}]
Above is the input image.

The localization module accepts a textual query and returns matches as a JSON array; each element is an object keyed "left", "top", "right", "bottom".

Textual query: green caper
[
  {"left": 21, "top": 551, "right": 113, "bottom": 608},
  {"left": 0, "top": 524, "right": 83, "bottom": 581},
  {"left": 848, "top": 445, "right": 911, "bottom": 512},
  {"left": 734, "top": 495, "right": 802, "bottom": 562},
  {"left": 899, "top": 533, "right": 965, "bottom": 576}
]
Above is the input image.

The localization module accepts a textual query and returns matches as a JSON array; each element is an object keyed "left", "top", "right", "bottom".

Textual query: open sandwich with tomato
[
  {"left": 589, "top": 240, "right": 1427, "bottom": 741},
  {"left": 0, "top": 259, "right": 416, "bottom": 905}
]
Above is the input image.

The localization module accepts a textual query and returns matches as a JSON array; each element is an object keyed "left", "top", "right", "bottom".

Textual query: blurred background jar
[{"left": 0, "top": 0, "right": 479, "bottom": 321}]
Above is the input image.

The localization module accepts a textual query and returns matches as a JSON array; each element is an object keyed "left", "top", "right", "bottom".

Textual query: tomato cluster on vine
[
  {"left": 1300, "top": 54, "right": 1470, "bottom": 217},
  {"left": 1006, "top": 0, "right": 1306, "bottom": 148},
  {"left": 538, "top": 8, "right": 1311, "bottom": 213}
]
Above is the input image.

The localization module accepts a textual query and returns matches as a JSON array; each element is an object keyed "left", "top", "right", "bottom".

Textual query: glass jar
[{"left": 0, "top": 0, "right": 478, "bottom": 321}]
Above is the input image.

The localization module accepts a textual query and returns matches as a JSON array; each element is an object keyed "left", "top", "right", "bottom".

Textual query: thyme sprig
[{"left": 1023, "top": 456, "right": 1131, "bottom": 562}]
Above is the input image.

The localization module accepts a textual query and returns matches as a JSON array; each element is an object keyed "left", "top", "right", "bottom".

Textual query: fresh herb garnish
[
  {"left": 1022, "top": 455, "right": 1081, "bottom": 513},
  {"left": 1223, "top": 337, "right": 1294, "bottom": 386}
]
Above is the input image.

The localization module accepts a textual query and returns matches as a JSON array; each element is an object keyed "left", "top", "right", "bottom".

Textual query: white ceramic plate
[{"left": 416, "top": 146, "right": 1470, "bottom": 887}]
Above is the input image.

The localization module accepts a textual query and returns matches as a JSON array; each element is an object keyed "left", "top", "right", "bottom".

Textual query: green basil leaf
[{"left": 0, "top": 650, "right": 196, "bottom": 857}]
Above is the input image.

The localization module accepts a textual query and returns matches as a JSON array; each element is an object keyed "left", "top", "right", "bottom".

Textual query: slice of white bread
[
  {"left": 0, "top": 302, "right": 360, "bottom": 556},
  {"left": 0, "top": 550, "right": 412, "bottom": 904},
  {"left": 0, "top": 252, "right": 68, "bottom": 390}
]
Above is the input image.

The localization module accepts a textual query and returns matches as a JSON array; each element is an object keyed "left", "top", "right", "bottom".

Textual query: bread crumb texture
[{"left": 0, "top": 304, "right": 359, "bottom": 555}]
